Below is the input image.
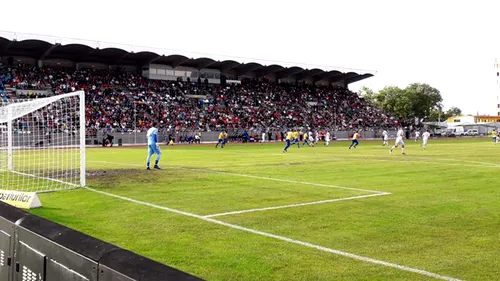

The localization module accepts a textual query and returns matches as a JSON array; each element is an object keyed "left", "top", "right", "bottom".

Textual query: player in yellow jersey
[
  {"left": 302, "top": 132, "right": 309, "bottom": 147},
  {"left": 293, "top": 131, "right": 300, "bottom": 148},
  {"left": 349, "top": 131, "right": 361, "bottom": 149},
  {"left": 223, "top": 131, "right": 229, "bottom": 146},
  {"left": 215, "top": 131, "right": 226, "bottom": 148},
  {"left": 492, "top": 129, "right": 498, "bottom": 144},
  {"left": 283, "top": 131, "right": 294, "bottom": 152}
]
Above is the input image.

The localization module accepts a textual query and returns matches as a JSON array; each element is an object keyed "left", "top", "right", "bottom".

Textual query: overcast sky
[{"left": 3, "top": 0, "right": 500, "bottom": 115}]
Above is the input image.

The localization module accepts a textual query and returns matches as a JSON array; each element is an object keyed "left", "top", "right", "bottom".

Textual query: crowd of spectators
[{"left": 0, "top": 64, "right": 397, "bottom": 135}]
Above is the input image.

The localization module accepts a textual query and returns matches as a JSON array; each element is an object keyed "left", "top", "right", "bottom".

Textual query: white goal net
[{"left": 0, "top": 91, "right": 86, "bottom": 192}]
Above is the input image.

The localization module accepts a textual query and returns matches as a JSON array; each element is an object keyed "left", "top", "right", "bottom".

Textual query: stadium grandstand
[{"left": 0, "top": 31, "right": 397, "bottom": 143}]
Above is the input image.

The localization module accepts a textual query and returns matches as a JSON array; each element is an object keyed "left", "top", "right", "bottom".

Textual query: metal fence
[
  {"left": 0, "top": 201, "right": 203, "bottom": 281},
  {"left": 87, "top": 130, "right": 399, "bottom": 146}
]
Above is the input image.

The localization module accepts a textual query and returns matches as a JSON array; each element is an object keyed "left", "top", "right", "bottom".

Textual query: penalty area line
[
  {"left": 356, "top": 155, "right": 500, "bottom": 169},
  {"left": 176, "top": 166, "right": 384, "bottom": 194},
  {"left": 83, "top": 186, "right": 462, "bottom": 281},
  {"left": 203, "top": 192, "right": 391, "bottom": 218},
  {"left": 88, "top": 160, "right": 385, "bottom": 194}
]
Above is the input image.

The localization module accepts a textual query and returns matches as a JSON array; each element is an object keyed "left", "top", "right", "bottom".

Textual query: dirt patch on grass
[
  {"left": 87, "top": 169, "right": 141, "bottom": 178},
  {"left": 87, "top": 169, "right": 162, "bottom": 187}
]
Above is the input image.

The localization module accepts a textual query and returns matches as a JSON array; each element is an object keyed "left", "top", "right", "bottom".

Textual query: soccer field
[{"left": 30, "top": 138, "right": 499, "bottom": 281}]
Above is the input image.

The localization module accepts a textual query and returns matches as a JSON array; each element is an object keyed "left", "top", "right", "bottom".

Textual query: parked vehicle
[
  {"left": 442, "top": 128, "right": 456, "bottom": 137},
  {"left": 449, "top": 126, "right": 465, "bottom": 136},
  {"left": 464, "top": 129, "right": 479, "bottom": 136}
]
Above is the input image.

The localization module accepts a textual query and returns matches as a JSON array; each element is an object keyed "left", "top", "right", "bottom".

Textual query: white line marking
[
  {"left": 344, "top": 157, "right": 498, "bottom": 168},
  {"left": 7, "top": 170, "right": 79, "bottom": 193},
  {"left": 177, "top": 167, "right": 385, "bottom": 194},
  {"left": 436, "top": 157, "right": 500, "bottom": 167},
  {"left": 332, "top": 155, "right": 500, "bottom": 169},
  {"left": 88, "top": 160, "right": 384, "bottom": 194},
  {"left": 356, "top": 154, "right": 500, "bottom": 167},
  {"left": 84, "top": 186, "right": 462, "bottom": 281},
  {"left": 204, "top": 193, "right": 391, "bottom": 218},
  {"left": 10, "top": 170, "right": 79, "bottom": 187}
]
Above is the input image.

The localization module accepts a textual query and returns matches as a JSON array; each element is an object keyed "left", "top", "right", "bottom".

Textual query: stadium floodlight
[{"left": 0, "top": 91, "right": 86, "bottom": 193}]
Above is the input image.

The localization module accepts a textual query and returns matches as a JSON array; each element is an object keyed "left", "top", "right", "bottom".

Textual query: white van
[{"left": 452, "top": 126, "right": 465, "bottom": 136}]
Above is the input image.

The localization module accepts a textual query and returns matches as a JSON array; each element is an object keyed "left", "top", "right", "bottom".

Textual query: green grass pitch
[{"left": 30, "top": 138, "right": 499, "bottom": 280}]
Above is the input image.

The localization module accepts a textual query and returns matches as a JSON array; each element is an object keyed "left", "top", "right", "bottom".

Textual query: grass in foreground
[{"left": 31, "top": 138, "right": 500, "bottom": 280}]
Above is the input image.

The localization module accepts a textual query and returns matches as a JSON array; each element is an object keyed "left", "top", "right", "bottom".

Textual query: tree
[
  {"left": 421, "top": 106, "right": 464, "bottom": 122},
  {"left": 364, "top": 83, "right": 443, "bottom": 122},
  {"left": 404, "top": 83, "right": 443, "bottom": 119},
  {"left": 427, "top": 108, "right": 445, "bottom": 122},
  {"left": 445, "top": 106, "right": 462, "bottom": 117},
  {"left": 376, "top": 86, "right": 411, "bottom": 119},
  {"left": 360, "top": 86, "right": 375, "bottom": 100}
]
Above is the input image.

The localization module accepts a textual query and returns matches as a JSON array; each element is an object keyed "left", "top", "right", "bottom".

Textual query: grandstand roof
[{"left": 0, "top": 31, "right": 375, "bottom": 84}]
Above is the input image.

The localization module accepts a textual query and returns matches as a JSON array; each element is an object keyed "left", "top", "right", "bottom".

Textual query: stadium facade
[{"left": 0, "top": 31, "right": 374, "bottom": 87}]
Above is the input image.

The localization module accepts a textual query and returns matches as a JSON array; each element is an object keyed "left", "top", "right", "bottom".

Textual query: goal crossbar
[
  {"left": 0, "top": 91, "right": 84, "bottom": 123},
  {"left": 0, "top": 90, "right": 86, "bottom": 192}
]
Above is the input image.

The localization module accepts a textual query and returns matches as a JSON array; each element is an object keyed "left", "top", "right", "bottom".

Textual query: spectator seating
[{"left": 0, "top": 65, "right": 397, "bottom": 135}]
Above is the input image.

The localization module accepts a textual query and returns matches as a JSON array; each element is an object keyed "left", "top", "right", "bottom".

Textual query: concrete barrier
[{"left": 0, "top": 201, "right": 203, "bottom": 281}]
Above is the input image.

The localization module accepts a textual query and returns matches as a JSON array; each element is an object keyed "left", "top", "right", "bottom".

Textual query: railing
[
  {"left": 0, "top": 201, "right": 203, "bottom": 281},
  {"left": 86, "top": 130, "right": 397, "bottom": 146}
]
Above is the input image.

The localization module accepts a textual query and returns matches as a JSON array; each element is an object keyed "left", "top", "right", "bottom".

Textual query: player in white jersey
[
  {"left": 421, "top": 130, "right": 431, "bottom": 149},
  {"left": 146, "top": 122, "right": 161, "bottom": 169},
  {"left": 314, "top": 131, "right": 319, "bottom": 144},
  {"left": 325, "top": 131, "right": 331, "bottom": 146},
  {"left": 382, "top": 130, "right": 389, "bottom": 146},
  {"left": 261, "top": 132, "right": 266, "bottom": 144},
  {"left": 308, "top": 134, "right": 315, "bottom": 147},
  {"left": 414, "top": 131, "right": 421, "bottom": 142},
  {"left": 390, "top": 127, "right": 406, "bottom": 155}
]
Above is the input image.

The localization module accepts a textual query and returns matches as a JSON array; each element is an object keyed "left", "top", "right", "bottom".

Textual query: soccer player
[
  {"left": 314, "top": 131, "right": 319, "bottom": 144},
  {"left": 492, "top": 129, "right": 498, "bottom": 144},
  {"left": 146, "top": 122, "right": 161, "bottom": 170},
  {"left": 302, "top": 132, "right": 309, "bottom": 146},
  {"left": 382, "top": 130, "right": 389, "bottom": 146},
  {"left": 390, "top": 127, "right": 406, "bottom": 155},
  {"left": 414, "top": 130, "right": 421, "bottom": 142},
  {"left": 223, "top": 130, "right": 229, "bottom": 147},
  {"left": 283, "top": 131, "right": 294, "bottom": 152},
  {"left": 325, "top": 131, "right": 331, "bottom": 146},
  {"left": 349, "top": 131, "right": 360, "bottom": 149},
  {"left": 293, "top": 131, "right": 300, "bottom": 148},
  {"left": 215, "top": 131, "right": 225, "bottom": 148},
  {"left": 422, "top": 130, "right": 431, "bottom": 149},
  {"left": 308, "top": 133, "right": 315, "bottom": 147},
  {"left": 261, "top": 131, "right": 266, "bottom": 145}
]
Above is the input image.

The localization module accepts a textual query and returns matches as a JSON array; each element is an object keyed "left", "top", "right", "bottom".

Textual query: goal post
[{"left": 0, "top": 90, "right": 86, "bottom": 193}]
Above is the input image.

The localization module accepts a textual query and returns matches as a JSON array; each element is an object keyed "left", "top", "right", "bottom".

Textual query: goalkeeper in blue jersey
[{"left": 146, "top": 122, "right": 161, "bottom": 170}]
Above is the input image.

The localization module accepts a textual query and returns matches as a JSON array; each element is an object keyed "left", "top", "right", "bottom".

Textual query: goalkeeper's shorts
[{"left": 148, "top": 144, "right": 161, "bottom": 155}]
